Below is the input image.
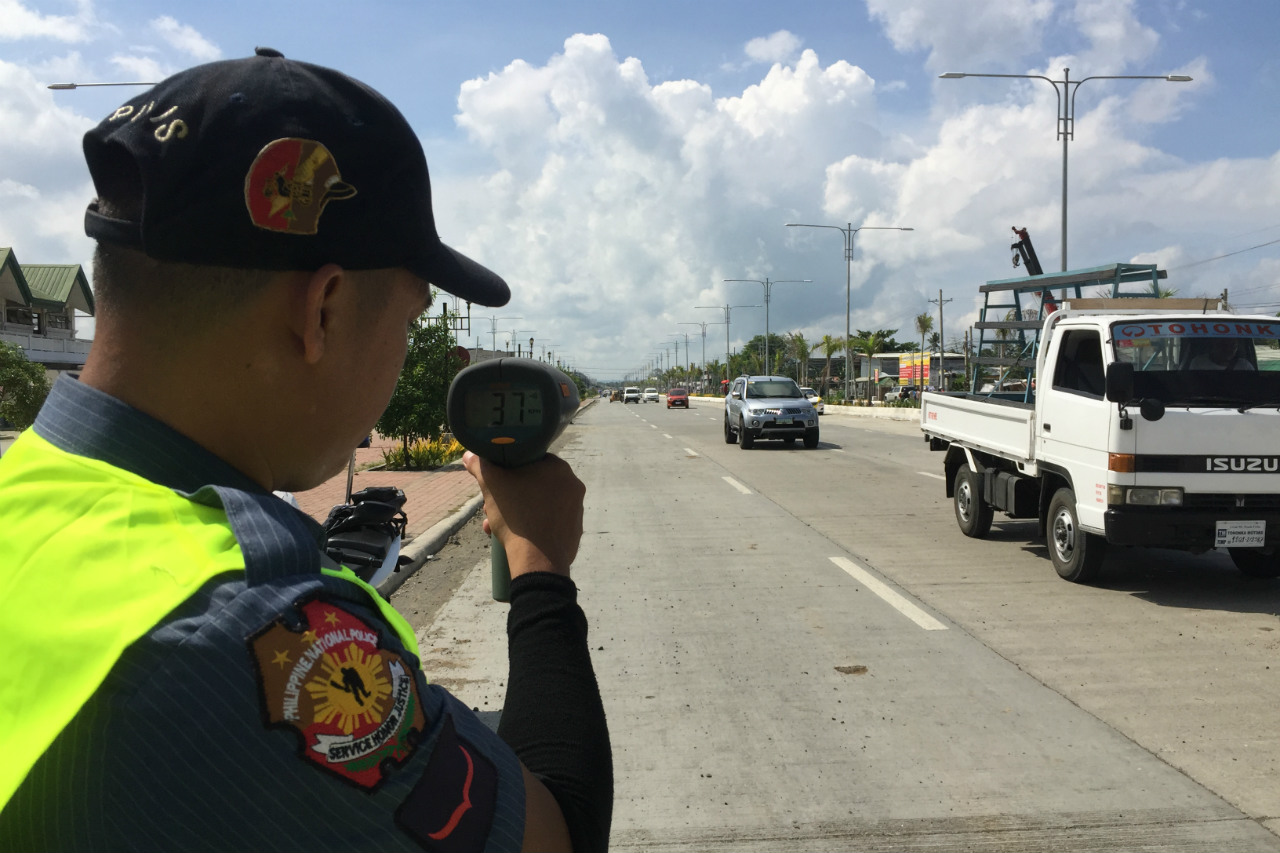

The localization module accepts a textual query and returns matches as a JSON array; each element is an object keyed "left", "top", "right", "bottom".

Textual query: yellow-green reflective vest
[{"left": 0, "top": 430, "right": 418, "bottom": 808}]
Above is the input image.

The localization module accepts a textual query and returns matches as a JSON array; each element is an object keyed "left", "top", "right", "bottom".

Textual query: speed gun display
[{"left": 446, "top": 358, "right": 580, "bottom": 599}]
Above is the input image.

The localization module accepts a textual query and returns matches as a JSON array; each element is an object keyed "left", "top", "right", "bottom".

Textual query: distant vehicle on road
[
  {"left": 799, "top": 386, "right": 824, "bottom": 415},
  {"left": 643, "top": 387, "right": 660, "bottom": 403},
  {"left": 623, "top": 386, "right": 641, "bottom": 403},
  {"left": 885, "top": 386, "right": 917, "bottom": 403},
  {"left": 666, "top": 387, "right": 689, "bottom": 408},
  {"left": 724, "top": 375, "right": 820, "bottom": 449}
]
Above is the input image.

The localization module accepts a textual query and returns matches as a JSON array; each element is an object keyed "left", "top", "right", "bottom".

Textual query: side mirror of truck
[{"left": 1105, "top": 362, "right": 1134, "bottom": 403}]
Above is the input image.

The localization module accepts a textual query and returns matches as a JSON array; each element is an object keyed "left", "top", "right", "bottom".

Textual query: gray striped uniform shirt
[{"left": 0, "top": 377, "right": 525, "bottom": 852}]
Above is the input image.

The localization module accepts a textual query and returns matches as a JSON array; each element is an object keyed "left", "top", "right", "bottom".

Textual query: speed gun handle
[{"left": 445, "top": 358, "right": 580, "bottom": 600}]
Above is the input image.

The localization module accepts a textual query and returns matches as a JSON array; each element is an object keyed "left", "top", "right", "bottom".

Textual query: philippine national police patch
[{"left": 250, "top": 598, "right": 426, "bottom": 788}]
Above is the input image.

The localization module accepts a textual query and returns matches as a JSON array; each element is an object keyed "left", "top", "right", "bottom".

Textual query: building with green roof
[{"left": 1, "top": 248, "right": 95, "bottom": 372}]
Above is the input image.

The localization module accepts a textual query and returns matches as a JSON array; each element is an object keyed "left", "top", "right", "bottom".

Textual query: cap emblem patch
[
  {"left": 245, "top": 138, "right": 356, "bottom": 235},
  {"left": 250, "top": 598, "right": 425, "bottom": 788}
]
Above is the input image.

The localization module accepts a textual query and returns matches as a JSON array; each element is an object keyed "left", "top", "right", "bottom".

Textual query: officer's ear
[{"left": 297, "top": 264, "right": 346, "bottom": 365}]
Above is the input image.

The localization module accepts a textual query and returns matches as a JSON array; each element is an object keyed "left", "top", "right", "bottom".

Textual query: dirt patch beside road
[{"left": 390, "top": 514, "right": 491, "bottom": 630}]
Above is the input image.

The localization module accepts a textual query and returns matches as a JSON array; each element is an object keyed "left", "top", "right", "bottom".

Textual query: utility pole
[{"left": 928, "top": 289, "right": 952, "bottom": 390}]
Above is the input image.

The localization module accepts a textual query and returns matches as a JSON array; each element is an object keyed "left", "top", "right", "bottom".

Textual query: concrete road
[{"left": 413, "top": 397, "right": 1280, "bottom": 851}]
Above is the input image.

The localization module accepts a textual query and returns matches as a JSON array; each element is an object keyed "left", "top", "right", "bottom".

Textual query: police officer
[{"left": 0, "top": 49, "right": 611, "bottom": 852}]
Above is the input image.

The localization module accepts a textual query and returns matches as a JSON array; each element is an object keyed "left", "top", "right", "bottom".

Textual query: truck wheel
[
  {"left": 1228, "top": 548, "right": 1280, "bottom": 579},
  {"left": 953, "top": 464, "right": 993, "bottom": 538},
  {"left": 1047, "top": 487, "right": 1105, "bottom": 583},
  {"left": 803, "top": 428, "right": 819, "bottom": 449},
  {"left": 723, "top": 416, "right": 736, "bottom": 444},
  {"left": 739, "top": 419, "right": 754, "bottom": 449}
]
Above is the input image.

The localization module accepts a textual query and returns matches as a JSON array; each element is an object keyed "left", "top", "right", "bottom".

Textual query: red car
[{"left": 666, "top": 387, "right": 689, "bottom": 408}]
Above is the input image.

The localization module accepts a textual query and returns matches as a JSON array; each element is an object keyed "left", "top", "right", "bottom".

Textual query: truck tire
[
  {"left": 953, "top": 463, "right": 993, "bottom": 538},
  {"left": 724, "top": 415, "right": 736, "bottom": 444},
  {"left": 803, "top": 427, "right": 819, "bottom": 449},
  {"left": 1047, "top": 487, "right": 1105, "bottom": 583},
  {"left": 739, "top": 418, "right": 754, "bottom": 449},
  {"left": 1228, "top": 548, "right": 1280, "bottom": 579}
]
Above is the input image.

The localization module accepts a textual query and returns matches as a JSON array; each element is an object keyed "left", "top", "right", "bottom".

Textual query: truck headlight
[{"left": 1107, "top": 485, "right": 1184, "bottom": 506}]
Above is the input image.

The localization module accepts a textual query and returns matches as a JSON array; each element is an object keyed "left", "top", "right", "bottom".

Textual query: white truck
[{"left": 921, "top": 262, "right": 1280, "bottom": 582}]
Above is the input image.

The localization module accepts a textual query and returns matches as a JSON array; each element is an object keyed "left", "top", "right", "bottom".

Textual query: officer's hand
[{"left": 462, "top": 451, "right": 584, "bottom": 578}]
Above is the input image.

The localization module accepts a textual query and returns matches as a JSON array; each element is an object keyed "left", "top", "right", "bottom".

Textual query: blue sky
[{"left": 3, "top": 0, "right": 1278, "bottom": 379}]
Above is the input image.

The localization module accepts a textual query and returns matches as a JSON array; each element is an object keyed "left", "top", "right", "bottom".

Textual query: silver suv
[{"left": 724, "top": 375, "right": 820, "bottom": 449}]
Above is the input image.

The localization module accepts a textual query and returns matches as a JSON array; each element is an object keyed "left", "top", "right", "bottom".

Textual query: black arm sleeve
[{"left": 497, "top": 572, "right": 613, "bottom": 852}]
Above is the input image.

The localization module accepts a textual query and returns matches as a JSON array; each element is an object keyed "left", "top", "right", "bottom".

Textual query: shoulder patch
[
  {"left": 249, "top": 597, "right": 426, "bottom": 789},
  {"left": 395, "top": 715, "right": 498, "bottom": 852}
]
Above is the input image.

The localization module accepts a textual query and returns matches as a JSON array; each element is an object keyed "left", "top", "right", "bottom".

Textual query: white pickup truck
[{"left": 921, "top": 263, "right": 1280, "bottom": 582}]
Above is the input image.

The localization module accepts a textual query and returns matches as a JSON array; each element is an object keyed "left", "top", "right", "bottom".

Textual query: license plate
[
  {"left": 774, "top": 417, "right": 793, "bottom": 425},
  {"left": 1215, "top": 520, "right": 1266, "bottom": 548}
]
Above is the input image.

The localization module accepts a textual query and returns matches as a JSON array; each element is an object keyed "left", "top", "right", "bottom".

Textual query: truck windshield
[{"left": 1110, "top": 319, "right": 1280, "bottom": 406}]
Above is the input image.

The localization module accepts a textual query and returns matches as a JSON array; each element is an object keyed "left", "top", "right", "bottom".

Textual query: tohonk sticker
[{"left": 250, "top": 598, "right": 426, "bottom": 788}]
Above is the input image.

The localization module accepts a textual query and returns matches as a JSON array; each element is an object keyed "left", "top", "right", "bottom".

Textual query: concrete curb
[{"left": 377, "top": 493, "right": 484, "bottom": 598}]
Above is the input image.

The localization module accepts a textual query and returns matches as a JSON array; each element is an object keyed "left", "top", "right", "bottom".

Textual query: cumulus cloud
[
  {"left": 744, "top": 30, "right": 802, "bottom": 65},
  {"left": 149, "top": 16, "right": 220, "bottom": 62},
  {"left": 445, "top": 35, "right": 894, "bottom": 374},
  {"left": 867, "top": 0, "right": 1053, "bottom": 71},
  {"left": 436, "top": 20, "right": 1255, "bottom": 376},
  {"left": 0, "top": 0, "right": 96, "bottom": 43}
]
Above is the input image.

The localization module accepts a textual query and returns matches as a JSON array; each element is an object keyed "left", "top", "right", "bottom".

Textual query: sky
[{"left": 3, "top": 0, "right": 1279, "bottom": 381}]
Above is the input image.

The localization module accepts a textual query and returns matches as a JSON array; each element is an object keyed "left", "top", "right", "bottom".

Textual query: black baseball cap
[{"left": 83, "top": 47, "right": 510, "bottom": 307}]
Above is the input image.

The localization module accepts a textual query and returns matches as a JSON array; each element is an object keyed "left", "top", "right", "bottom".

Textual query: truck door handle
[{"left": 1043, "top": 424, "right": 1051, "bottom": 432}]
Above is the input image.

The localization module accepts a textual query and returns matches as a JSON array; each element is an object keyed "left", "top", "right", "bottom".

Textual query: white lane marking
[
  {"left": 685, "top": 448, "right": 699, "bottom": 457},
  {"left": 651, "top": 424, "right": 657, "bottom": 429},
  {"left": 919, "top": 471, "right": 946, "bottom": 480},
  {"left": 664, "top": 434, "right": 673, "bottom": 439},
  {"left": 828, "top": 556, "right": 948, "bottom": 631},
  {"left": 722, "top": 476, "right": 752, "bottom": 495},
  {"left": 832, "top": 448, "right": 846, "bottom": 453}
]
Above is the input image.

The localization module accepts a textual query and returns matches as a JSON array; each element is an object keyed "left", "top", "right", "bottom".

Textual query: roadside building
[{"left": 0, "top": 248, "right": 94, "bottom": 376}]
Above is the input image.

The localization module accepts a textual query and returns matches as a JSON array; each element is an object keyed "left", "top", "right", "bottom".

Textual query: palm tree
[
  {"left": 812, "top": 335, "right": 842, "bottom": 397},
  {"left": 852, "top": 328, "right": 896, "bottom": 402},
  {"left": 787, "top": 332, "right": 810, "bottom": 384},
  {"left": 914, "top": 312, "right": 933, "bottom": 391}
]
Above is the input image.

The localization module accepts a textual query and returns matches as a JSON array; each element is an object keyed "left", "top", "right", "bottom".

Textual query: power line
[{"left": 1169, "top": 236, "right": 1280, "bottom": 271}]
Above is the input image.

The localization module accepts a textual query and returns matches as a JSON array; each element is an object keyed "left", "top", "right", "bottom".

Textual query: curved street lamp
[
  {"left": 696, "top": 303, "right": 761, "bottom": 386},
  {"left": 786, "top": 224, "right": 912, "bottom": 401},
  {"left": 724, "top": 278, "right": 810, "bottom": 374},
  {"left": 939, "top": 68, "right": 1192, "bottom": 271},
  {"left": 47, "top": 81, "right": 158, "bottom": 90}
]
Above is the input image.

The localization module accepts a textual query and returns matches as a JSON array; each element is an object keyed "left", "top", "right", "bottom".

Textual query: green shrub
[{"left": 381, "top": 436, "right": 464, "bottom": 470}]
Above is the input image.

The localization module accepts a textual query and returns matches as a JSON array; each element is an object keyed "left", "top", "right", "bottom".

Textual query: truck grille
[{"left": 1183, "top": 494, "right": 1280, "bottom": 511}]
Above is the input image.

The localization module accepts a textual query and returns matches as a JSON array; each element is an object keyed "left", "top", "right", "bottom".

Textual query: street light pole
[
  {"left": 696, "top": 304, "right": 761, "bottom": 387},
  {"left": 939, "top": 68, "right": 1191, "bottom": 271},
  {"left": 506, "top": 329, "right": 536, "bottom": 357},
  {"left": 47, "top": 81, "right": 158, "bottom": 89},
  {"left": 786, "top": 223, "right": 913, "bottom": 402},
  {"left": 680, "top": 321, "right": 725, "bottom": 391},
  {"left": 724, "top": 278, "right": 810, "bottom": 375},
  {"left": 483, "top": 315, "right": 522, "bottom": 355}
]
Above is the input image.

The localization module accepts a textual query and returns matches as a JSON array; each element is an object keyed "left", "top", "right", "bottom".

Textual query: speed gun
[{"left": 446, "top": 358, "right": 580, "bottom": 600}]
